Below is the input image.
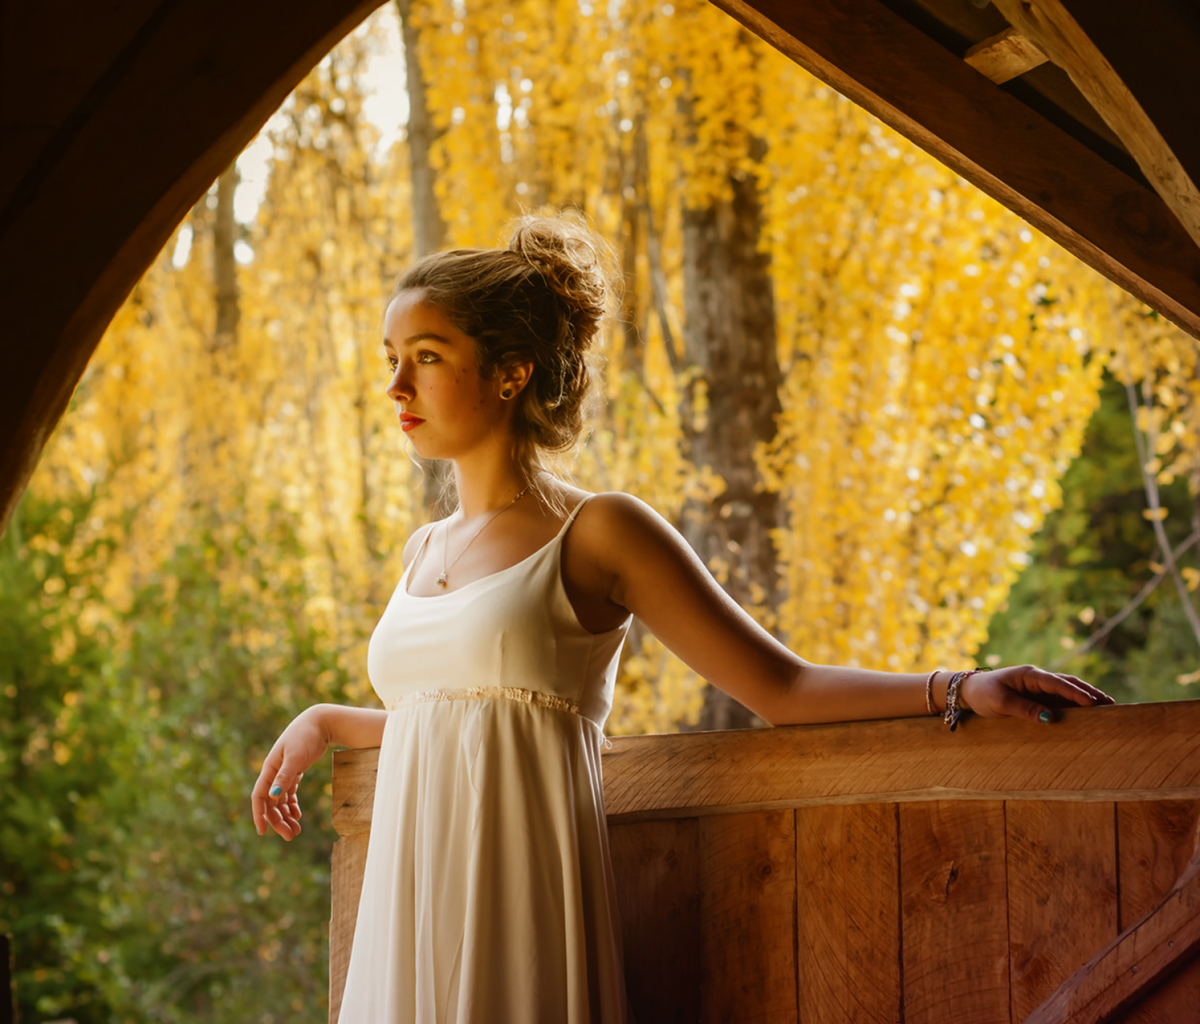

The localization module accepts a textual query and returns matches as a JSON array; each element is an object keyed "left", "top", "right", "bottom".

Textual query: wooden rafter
[
  {"left": 992, "top": 0, "right": 1200, "bottom": 253},
  {"left": 965, "top": 27, "right": 1049, "bottom": 85},
  {"left": 714, "top": 0, "right": 1200, "bottom": 341},
  {"left": 1024, "top": 816, "right": 1200, "bottom": 1023}
]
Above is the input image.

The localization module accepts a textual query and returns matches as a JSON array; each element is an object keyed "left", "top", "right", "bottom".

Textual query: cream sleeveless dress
[{"left": 338, "top": 496, "right": 633, "bottom": 1023}]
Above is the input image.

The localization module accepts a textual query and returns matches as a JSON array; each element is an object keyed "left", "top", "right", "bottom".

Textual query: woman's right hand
[{"left": 251, "top": 706, "right": 330, "bottom": 841}]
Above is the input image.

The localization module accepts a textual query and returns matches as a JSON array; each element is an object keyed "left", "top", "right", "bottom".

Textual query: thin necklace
[{"left": 437, "top": 484, "right": 532, "bottom": 588}]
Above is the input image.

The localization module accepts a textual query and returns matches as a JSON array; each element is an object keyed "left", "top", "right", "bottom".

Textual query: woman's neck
[{"left": 451, "top": 453, "right": 529, "bottom": 519}]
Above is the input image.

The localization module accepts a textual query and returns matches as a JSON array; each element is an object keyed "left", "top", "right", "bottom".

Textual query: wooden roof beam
[
  {"left": 711, "top": 0, "right": 1200, "bottom": 342},
  {"left": 992, "top": 0, "right": 1200, "bottom": 254},
  {"left": 965, "top": 27, "right": 1048, "bottom": 85}
]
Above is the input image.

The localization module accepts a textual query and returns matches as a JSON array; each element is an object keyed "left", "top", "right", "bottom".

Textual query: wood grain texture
[
  {"left": 709, "top": 0, "right": 1200, "bottom": 341},
  {"left": 609, "top": 818, "right": 701, "bottom": 1024},
  {"left": 900, "top": 802, "right": 1010, "bottom": 1024},
  {"left": 328, "top": 833, "right": 369, "bottom": 1024},
  {"left": 699, "top": 810, "right": 797, "bottom": 1023},
  {"left": 964, "top": 28, "right": 1049, "bottom": 85},
  {"left": 1119, "top": 800, "right": 1200, "bottom": 925},
  {"left": 1119, "top": 951, "right": 1200, "bottom": 1024},
  {"left": 331, "top": 746, "right": 378, "bottom": 836},
  {"left": 1116, "top": 801, "right": 1200, "bottom": 1024},
  {"left": 991, "top": 0, "right": 1200, "bottom": 251},
  {"left": 1006, "top": 801, "right": 1118, "bottom": 1021},
  {"left": 602, "top": 702, "right": 1200, "bottom": 823},
  {"left": 1024, "top": 825, "right": 1200, "bottom": 1024},
  {"left": 332, "top": 703, "right": 1200, "bottom": 833},
  {"left": 795, "top": 803, "right": 901, "bottom": 1023}
]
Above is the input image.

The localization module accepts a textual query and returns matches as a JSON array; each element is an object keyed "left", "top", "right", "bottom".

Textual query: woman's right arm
[
  {"left": 253, "top": 523, "right": 434, "bottom": 839},
  {"left": 251, "top": 704, "right": 389, "bottom": 841},
  {"left": 312, "top": 703, "right": 390, "bottom": 749}
]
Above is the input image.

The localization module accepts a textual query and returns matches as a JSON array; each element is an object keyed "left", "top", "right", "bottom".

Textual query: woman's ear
[{"left": 497, "top": 361, "right": 534, "bottom": 401}]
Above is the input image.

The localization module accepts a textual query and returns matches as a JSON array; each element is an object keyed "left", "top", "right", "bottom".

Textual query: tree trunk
[
  {"left": 395, "top": 0, "right": 452, "bottom": 515},
  {"left": 618, "top": 118, "right": 648, "bottom": 380},
  {"left": 212, "top": 163, "right": 240, "bottom": 352},
  {"left": 680, "top": 140, "right": 783, "bottom": 731},
  {"left": 395, "top": 0, "right": 446, "bottom": 259}
]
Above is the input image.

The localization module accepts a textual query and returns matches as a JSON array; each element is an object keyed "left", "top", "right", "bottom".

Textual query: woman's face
[{"left": 383, "top": 290, "right": 509, "bottom": 461}]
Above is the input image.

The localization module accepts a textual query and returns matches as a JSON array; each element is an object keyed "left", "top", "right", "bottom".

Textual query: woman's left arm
[{"left": 581, "top": 493, "right": 1112, "bottom": 726}]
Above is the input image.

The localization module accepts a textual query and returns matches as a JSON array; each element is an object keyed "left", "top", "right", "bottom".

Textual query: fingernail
[
  {"left": 1038, "top": 710, "right": 1052, "bottom": 724},
  {"left": 269, "top": 785, "right": 282, "bottom": 797}
]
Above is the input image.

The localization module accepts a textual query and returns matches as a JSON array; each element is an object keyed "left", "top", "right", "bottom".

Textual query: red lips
[{"left": 399, "top": 412, "right": 425, "bottom": 432}]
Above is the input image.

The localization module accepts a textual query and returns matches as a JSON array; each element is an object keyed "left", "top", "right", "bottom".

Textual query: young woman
[{"left": 251, "top": 215, "right": 1112, "bottom": 1022}]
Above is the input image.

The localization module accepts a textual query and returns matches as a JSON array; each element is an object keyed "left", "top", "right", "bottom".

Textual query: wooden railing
[{"left": 329, "top": 700, "right": 1200, "bottom": 1023}]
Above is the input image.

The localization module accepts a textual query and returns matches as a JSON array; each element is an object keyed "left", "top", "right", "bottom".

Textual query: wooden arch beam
[
  {"left": 713, "top": 0, "right": 1200, "bottom": 340},
  {"left": 0, "top": 0, "right": 383, "bottom": 534}
]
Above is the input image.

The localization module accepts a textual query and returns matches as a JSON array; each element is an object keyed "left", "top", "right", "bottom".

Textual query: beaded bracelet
[{"left": 944, "top": 668, "right": 983, "bottom": 731}]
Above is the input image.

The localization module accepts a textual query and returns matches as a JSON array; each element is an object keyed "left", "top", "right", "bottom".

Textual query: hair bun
[{"left": 506, "top": 214, "right": 613, "bottom": 346}]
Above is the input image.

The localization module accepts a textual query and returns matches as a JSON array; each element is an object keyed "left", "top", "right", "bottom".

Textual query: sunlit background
[{"left": 3, "top": 1, "right": 1198, "bottom": 1020}]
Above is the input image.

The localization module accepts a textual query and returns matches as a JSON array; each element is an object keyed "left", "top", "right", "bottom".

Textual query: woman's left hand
[{"left": 959, "top": 664, "right": 1114, "bottom": 722}]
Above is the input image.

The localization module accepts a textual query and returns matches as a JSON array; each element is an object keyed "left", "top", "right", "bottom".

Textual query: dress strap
[
  {"left": 402, "top": 521, "right": 439, "bottom": 584},
  {"left": 554, "top": 494, "right": 593, "bottom": 539}
]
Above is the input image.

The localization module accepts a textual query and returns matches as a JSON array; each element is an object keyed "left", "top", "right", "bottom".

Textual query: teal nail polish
[
  {"left": 269, "top": 785, "right": 282, "bottom": 797},
  {"left": 1038, "top": 710, "right": 1052, "bottom": 723}
]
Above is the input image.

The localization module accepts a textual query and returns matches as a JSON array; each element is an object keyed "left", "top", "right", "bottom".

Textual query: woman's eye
[{"left": 417, "top": 351, "right": 439, "bottom": 364}]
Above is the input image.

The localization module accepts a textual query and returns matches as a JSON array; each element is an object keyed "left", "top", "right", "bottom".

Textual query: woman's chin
[{"left": 404, "top": 436, "right": 450, "bottom": 462}]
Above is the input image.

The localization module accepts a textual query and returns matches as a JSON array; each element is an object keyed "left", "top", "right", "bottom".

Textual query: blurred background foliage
[{"left": 2, "top": 1, "right": 1197, "bottom": 1020}]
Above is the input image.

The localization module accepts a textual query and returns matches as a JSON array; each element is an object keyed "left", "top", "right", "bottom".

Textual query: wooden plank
[
  {"left": 698, "top": 810, "right": 797, "bottom": 1022},
  {"left": 331, "top": 746, "right": 377, "bottom": 837},
  {"left": 795, "top": 803, "right": 901, "bottom": 1022},
  {"left": 1118, "top": 800, "right": 1200, "bottom": 925},
  {"left": 1006, "top": 801, "right": 1118, "bottom": 1021},
  {"left": 608, "top": 819, "right": 701, "bottom": 1024},
  {"left": 328, "top": 833, "right": 369, "bottom": 1024},
  {"left": 710, "top": 0, "right": 1200, "bottom": 341},
  {"left": 602, "top": 702, "right": 1200, "bottom": 823},
  {"left": 1024, "top": 822, "right": 1200, "bottom": 1024},
  {"left": 991, "top": 0, "right": 1200, "bottom": 252},
  {"left": 965, "top": 28, "right": 1049, "bottom": 85},
  {"left": 900, "top": 802, "right": 1010, "bottom": 1024},
  {"left": 1115, "top": 800, "right": 1200, "bottom": 1024},
  {"left": 1120, "top": 951, "right": 1200, "bottom": 1024},
  {"left": 331, "top": 703, "right": 1200, "bottom": 833}
]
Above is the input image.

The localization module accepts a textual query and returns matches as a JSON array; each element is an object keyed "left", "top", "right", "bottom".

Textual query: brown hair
[{"left": 390, "top": 214, "right": 614, "bottom": 504}]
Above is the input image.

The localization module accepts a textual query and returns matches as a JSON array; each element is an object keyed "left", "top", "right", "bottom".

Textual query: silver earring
[{"left": 501, "top": 388, "right": 514, "bottom": 400}]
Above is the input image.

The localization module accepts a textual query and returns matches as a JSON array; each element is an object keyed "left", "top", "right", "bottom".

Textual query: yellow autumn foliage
[{"left": 30, "top": 4, "right": 1199, "bottom": 736}]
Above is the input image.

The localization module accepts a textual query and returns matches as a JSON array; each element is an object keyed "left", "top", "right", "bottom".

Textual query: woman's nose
[{"left": 386, "top": 362, "right": 412, "bottom": 401}]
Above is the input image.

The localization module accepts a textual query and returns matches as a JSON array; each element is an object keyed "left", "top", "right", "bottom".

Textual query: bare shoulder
[
  {"left": 574, "top": 490, "right": 667, "bottom": 535},
  {"left": 569, "top": 490, "right": 684, "bottom": 568}
]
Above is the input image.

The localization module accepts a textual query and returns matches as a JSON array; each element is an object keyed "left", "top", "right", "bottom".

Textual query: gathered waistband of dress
[{"left": 387, "top": 685, "right": 581, "bottom": 716}]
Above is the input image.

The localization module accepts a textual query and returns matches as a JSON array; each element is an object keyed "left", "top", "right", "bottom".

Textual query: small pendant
[{"left": 436, "top": 572, "right": 448, "bottom": 588}]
